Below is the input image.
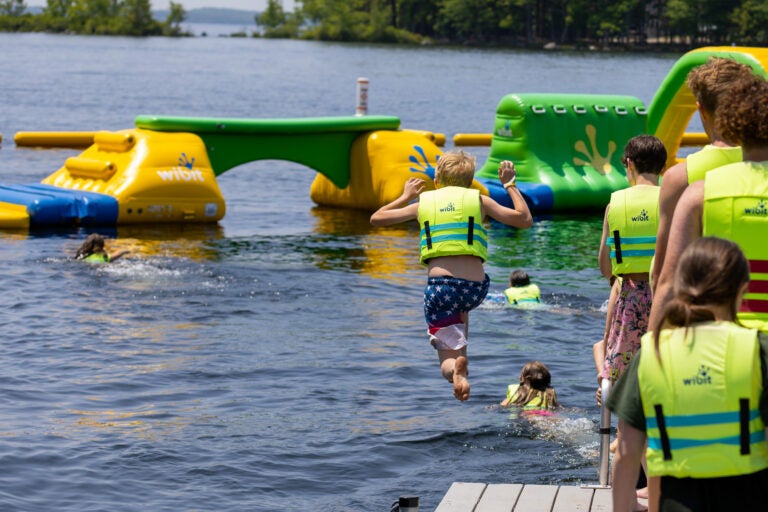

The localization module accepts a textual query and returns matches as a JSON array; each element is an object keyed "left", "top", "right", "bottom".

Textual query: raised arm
[
  {"left": 370, "top": 177, "right": 424, "bottom": 226},
  {"left": 651, "top": 162, "right": 688, "bottom": 292},
  {"left": 481, "top": 160, "right": 533, "bottom": 229}
]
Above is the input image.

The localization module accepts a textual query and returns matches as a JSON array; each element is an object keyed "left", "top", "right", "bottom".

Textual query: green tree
[
  {"left": 258, "top": 0, "right": 285, "bottom": 29},
  {"left": 731, "top": 0, "right": 768, "bottom": 44},
  {"left": 0, "top": 0, "right": 26, "bottom": 16},
  {"left": 163, "top": 1, "right": 185, "bottom": 36},
  {"left": 118, "top": 0, "right": 161, "bottom": 35}
]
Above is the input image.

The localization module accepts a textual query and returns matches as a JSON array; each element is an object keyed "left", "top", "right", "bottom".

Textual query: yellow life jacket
[
  {"left": 638, "top": 322, "right": 768, "bottom": 478},
  {"left": 606, "top": 185, "right": 660, "bottom": 275},
  {"left": 417, "top": 187, "right": 488, "bottom": 264},
  {"left": 506, "top": 383, "right": 552, "bottom": 410},
  {"left": 504, "top": 283, "right": 541, "bottom": 305},
  {"left": 84, "top": 253, "right": 110, "bottom": 263},
  {"left": 703, "top": 162, "right": 768, "bottom": 330},
  {"left": 686, "top": 145, "right": 743, "bottom": 184}
]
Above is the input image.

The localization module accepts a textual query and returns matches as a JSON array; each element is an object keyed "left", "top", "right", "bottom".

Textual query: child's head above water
[
  {"left": 434, "top": 150, "right": 476, "bottom": 187},
  {"left": 503, "top": 361, "right": 559, "bottom": 410},
  {"left": 75, "top": 233, "right": 106, "bottom": 259},
  {"left": 509, "top": 270, "right": 531, "bottom": 287}
]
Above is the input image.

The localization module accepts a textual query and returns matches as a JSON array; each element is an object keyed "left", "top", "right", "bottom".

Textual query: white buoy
[{"left": 356, "top": 77, "right": 369, "bottom": 116}]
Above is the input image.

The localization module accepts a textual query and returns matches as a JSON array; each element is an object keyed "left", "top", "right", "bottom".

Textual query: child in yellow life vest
[
  {"left": 75, "top": 233, "right": 130, "bottom": 263},
  {"left": 607, "top": 237, "right": 768, "bottom": 512},
  {"left": 370, "top": 150, "right": 533, "bottom": 402},
  {"left": 503, "top": 270, "right": 541, "bottom": 305},
  {"left": 501, "top": 361, "right": 558, "bottom": 413}
]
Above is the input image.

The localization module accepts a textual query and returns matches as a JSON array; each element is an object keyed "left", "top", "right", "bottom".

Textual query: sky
[{"left": 26, "top": 1, "right": 295, "bottom": 10}]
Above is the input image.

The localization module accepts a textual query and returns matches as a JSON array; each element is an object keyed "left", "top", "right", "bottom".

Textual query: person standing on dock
[
  {"left": 597, "top": 135, "right": 666, "bottom": 388},
  {"left": 650, "top": 57, "right": 760, "bottom": 290},
  {"left": 650, "top": 75, "right": 768, "bottom": 334},
  {"left": 608, "top": 237, "right": 768, "bottom": 512},
  {"left": 370, "top": 150, "right": 533, "bottom": 401}
]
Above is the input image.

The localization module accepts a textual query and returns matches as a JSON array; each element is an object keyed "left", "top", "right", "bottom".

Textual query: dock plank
[
  {"left": 436, "top": 484, "right": 617, "bottom": 512},
  {"left": 435, "top": 482, "right": 487, "bottom": 512},
  {"left": 589, "top": 488, "right": 612, "bottom": 512},
  {"left": 551, "top": 486, "right": 594, "bottom": 512},
  {"left": 475, "top": 483, "right": 523, "bottom": 512},
  {"left": 512, "top": 484, "right": 558, "bottom": 512}
]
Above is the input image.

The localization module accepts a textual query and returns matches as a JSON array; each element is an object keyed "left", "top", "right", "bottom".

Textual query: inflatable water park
[{"left": 1, "top": 46, "right": 767, "bottom": 229}]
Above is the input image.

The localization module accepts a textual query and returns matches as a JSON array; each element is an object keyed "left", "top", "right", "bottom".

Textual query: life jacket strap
[
  {"left": 613, "top": 230, "right": 623, "bottom": 264},
  {"left": 468, "top": 216, "right": 474, "bottom": 245},
  {"left": 740, "top": 398, "right": 751, "bottom": 455},
  {"left": 424, "top": 221, "right": 432, "bottom": 250},
  {"left": 654, "top": 404, "right": 673, "bottom": 461}
]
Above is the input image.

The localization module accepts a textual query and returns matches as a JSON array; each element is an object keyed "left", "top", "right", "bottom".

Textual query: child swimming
[
  {"left": 74, "top": 233, "right": 130, "bottom": 263},
  {"left": 501, "top": 361, "right": 558, "bottom": 412}
]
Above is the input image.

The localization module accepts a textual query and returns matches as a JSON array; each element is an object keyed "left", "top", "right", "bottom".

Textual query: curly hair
[
  {"left": 652, "top": 237, "right": 750, "bottom": 356},
  {"left": 435, "top": 150, "right": 476, "bottom": 187},
  {"left": 714, "top": 77, "right": 768, "bottom": 149},
  {"left": 686, "top": 57, "right": 757, "bottom": 114}
]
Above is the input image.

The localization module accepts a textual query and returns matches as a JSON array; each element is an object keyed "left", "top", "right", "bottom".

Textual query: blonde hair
[
  {"left": 510, "top": 361, "right": 558, "bottom": 409},
  {"left": 435, "top": 150, "right": 476, "bottom": 187}
]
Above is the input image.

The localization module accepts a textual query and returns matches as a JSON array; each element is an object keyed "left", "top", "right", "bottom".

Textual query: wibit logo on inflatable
[
  {"left": 744, "top": 199, "right": 768, "bottom": 216},
  {"left": 157, "top": 153, "right": 206, "bottom": 182},
  {"left": 632, "top": 209, "right": 650, "bottom": 222},
  {"left": 573, "top": 124, "right": 617, "bottom": 175},
  {"left": 496, "top": 120, "right": 513, "bottom": 138},
  {"left": 682, "top": 365, "right": 712, "bottom": 386}
]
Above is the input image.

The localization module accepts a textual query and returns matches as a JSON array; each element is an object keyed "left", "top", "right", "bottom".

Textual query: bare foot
[
  {"left": 632, "top": 499, "right": 648, "bottom": 512},
  {"left": 453, "top": 356, "right": 470, "bottom": 401},
  {"left": 636, "top": 487, "right": 648, "bottom": 499}
]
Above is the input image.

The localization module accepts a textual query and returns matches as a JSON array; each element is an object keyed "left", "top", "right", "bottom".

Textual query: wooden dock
[{"left": 435, "top": 482, "right": 631, "bottom": 512}]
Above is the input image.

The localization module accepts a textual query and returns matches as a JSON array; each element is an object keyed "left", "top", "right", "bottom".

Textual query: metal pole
[{"left": 598, "top": 378, "right": 612, "bottom": 486}]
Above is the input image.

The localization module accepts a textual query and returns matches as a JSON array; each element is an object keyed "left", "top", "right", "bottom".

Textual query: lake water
[{"left": 0, "top": 32, "right": 683, "bottom": 511}]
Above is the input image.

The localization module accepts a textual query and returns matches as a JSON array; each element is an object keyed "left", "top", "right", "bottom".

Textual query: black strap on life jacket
[
  {"left": 467, "top": 216, "right": 474, "bottom": 245},
  {"left": 613, "top": 229, "right": 623, "bottom": 264},
  {"left": 740, "top": 398, "right": 751, "bottom": 455},
  {"left": 424, "top": 221, "right": 432, "bottom": 250},
  {"left": 654, "top": 404, "right": 673, "bottom": 461}
]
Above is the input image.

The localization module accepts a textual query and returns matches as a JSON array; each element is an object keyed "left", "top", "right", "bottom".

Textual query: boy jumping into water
[{"left": 370, "top": 150, "right": 533, "bottom": 401}]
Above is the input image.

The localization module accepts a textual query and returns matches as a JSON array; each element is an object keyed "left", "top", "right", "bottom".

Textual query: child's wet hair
[{"left": 75, "top": 233, "right": 106, "bottom": 259}]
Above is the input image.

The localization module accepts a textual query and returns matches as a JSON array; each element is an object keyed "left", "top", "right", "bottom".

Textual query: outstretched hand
[
  {"left": 402, "top": 177, "right": 426, "bottom": 201},
  {"left": 498, "top": 160, "right": 517, "bottom": 184}
]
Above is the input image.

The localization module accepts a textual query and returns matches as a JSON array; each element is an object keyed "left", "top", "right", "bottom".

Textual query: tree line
[
  {"left": 258, "top": 0, "right": 768, "bottom": 48},
  {"left": 0, "top": 0, "right": 765, "bottom": 46},
  {"left": 0, "top": 0, "right": 186, "bottom": 36}
]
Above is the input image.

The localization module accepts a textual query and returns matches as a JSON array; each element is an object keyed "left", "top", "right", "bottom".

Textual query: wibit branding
[
  {"left": 744, "top": 199, "right": 768, "bottom": 216},
  {"left": 496, "top": 120, "right": 513, "bottom": 138},
  {"left": 682, "top": 365, "right": 712, "bottom": 386},
  {"left": 440, "top": 202, "right": 456, "bottom": 213},
  {"left": 632, "top": 209, "right": 650, "bottom": 222},
  {"left": 157, "top": 152, "right": 206, "bottom": 182}
]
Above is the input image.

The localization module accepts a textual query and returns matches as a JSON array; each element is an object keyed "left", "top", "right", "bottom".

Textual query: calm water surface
[{"left": 0, "top": 33, "right": 682, "bottom": 511}]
